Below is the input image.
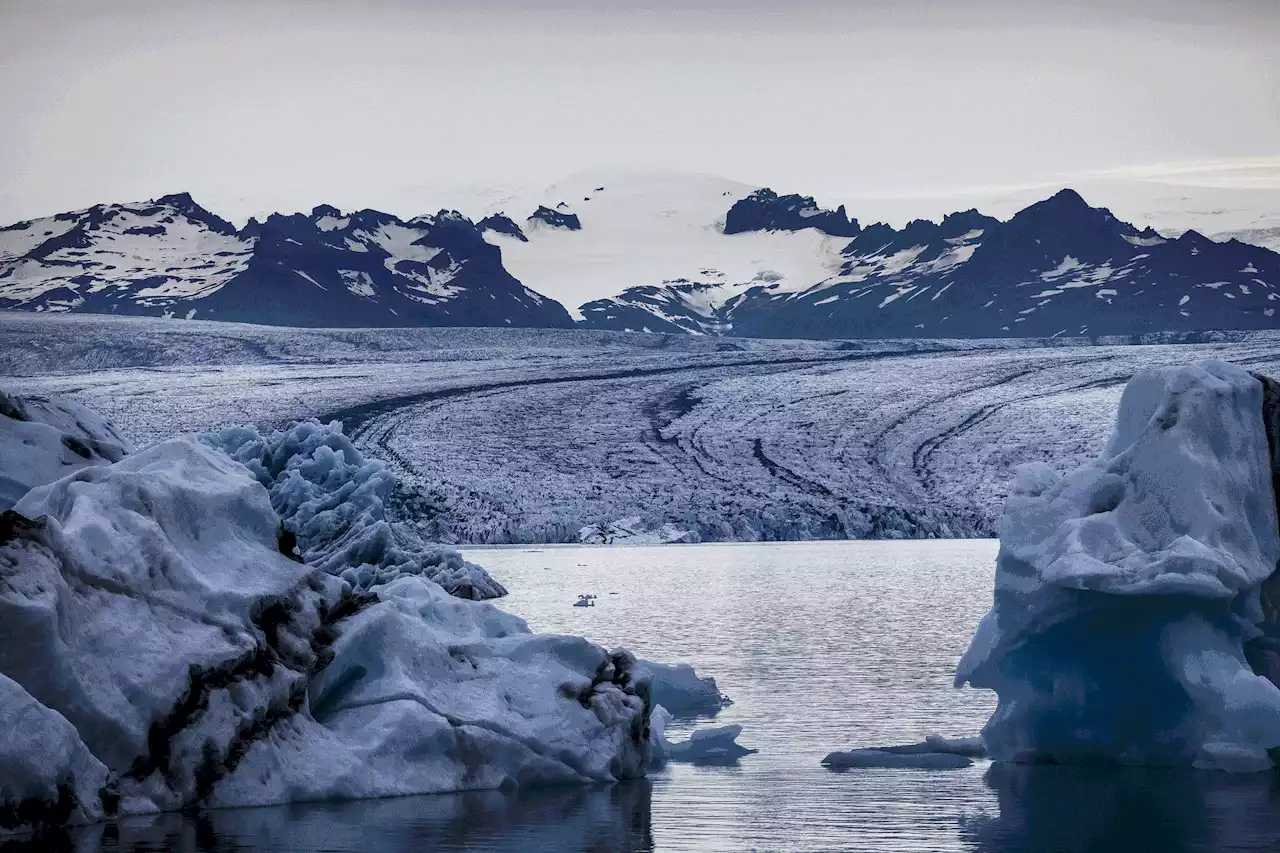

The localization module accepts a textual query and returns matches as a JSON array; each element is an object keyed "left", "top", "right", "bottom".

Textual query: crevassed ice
[{"left": 202, "top": 419, "right": 507, "bottom": 600}]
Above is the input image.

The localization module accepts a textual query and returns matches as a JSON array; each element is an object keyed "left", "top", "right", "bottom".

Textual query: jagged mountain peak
[
  {"left": 723, "top": 188, "right": 860, "bottom": 238},
  {"left": 579, "top": 182, "right": 1280, "bottom": 340},
  {"left": 528, "top": 205, "right": 582, "bottom": 231},
  {"left": 476, "top": 213, "right": 529, "bottom": 243},
  {"left": 0, "top": 194, "right": 573, "bottom": 329}
]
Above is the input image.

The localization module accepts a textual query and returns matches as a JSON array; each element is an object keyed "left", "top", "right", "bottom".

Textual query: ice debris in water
[
  {"left": 648, "top": 706, "right": 756, "bottom": 765},
  {"left": 821, "top": 736, "right": 984, "bottom": 771},
  {"left": 957, "top": 360, "right": 1280, "bottom": 772},
  {"left": 203, "top": 419, "right": 506, "bottom": 600},
  {"left": 632, "top": 660, "right": 732, "bottom": 716},
  {"left": 0, "top": 436, "right": 649, "bottom": 834},
  {"left": 0, "top": 390, "right": 133, "bottom": 512}
]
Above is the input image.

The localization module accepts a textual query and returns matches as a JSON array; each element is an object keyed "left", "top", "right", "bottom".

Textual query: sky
[{"left": 1, "top": 0, "right": 1277, "bottom": 225}]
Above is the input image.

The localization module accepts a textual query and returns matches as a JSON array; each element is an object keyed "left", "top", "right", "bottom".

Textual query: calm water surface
[{"left": 36, "top": 541, "right": 1280, "bottom": 852}]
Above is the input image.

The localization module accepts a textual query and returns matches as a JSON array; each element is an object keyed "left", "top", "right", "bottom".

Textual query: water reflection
[
  {"left": 961, "top": 763, "right": 1280, "bottom": 853},
  {"left": 2, "top": 781, "right": 653, "bottom": 853}
]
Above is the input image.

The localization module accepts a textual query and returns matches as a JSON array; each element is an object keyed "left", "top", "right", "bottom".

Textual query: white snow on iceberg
[
  {"left": 203, "top": 420, "right": 506, "bottom": 600},
  {"left": 957, "top": 360, "right": 1280, "bottom": 771}
]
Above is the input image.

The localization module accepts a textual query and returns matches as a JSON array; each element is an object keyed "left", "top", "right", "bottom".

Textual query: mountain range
[{"left": 2, "top": 173, "right": 1278, "bottom": 339}]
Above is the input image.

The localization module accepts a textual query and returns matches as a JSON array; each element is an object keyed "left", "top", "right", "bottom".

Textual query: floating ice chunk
[
  {"left": 820, "top": 735, "right": 983, "bottom": 770},
  {"left": 649, "top": 706, "right": 756, "bottom": 765},
  {"left": 0, "top": 390, "right": 132, "bottom": 511},
  {"left": 203, "top": 420, "right": 506, "bottom": 599},
  {"left": 924, "top": 734, "right": 986, "bottom": 757},
  {"left": 821, "top": 747, "right": 973, "bottom": 770},
  {"left": 956, "top": 360, "right": 1280, "bottom": 770},
  {"left": 667, "top": 725, "right": 756, "bottom": 764},
  {"left": 633, "top": 660, "right": 731, "bottom": 716}
]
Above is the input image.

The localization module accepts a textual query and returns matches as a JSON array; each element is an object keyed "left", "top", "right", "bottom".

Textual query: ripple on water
[{"left": 25, "top": 540, "right": 1280, "bottom": 853}]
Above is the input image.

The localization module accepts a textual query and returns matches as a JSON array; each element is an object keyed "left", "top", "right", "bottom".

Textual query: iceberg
[
  {"left": 203, "top": 420, "right": 506, "bottom": 600},
  {"left": 821, "top": 749, "right": 973, "bottom": 770},
  {"left": 632, "top": 660, "right": 731, "bottom": 717},
  {"left": 821, "top": 735, "right": 984, "bottom": 771},
  {"left": 0, "top": 426, "right": 650, "bottom": 835},
  {"left": 957, "top": 360, "right": 1280, "bottom": 771},
  {"left": 0, "top": 390, "right": 133, "bottom": 512},
  {"left": 648, "top": 706, "right": 756, "bottom": 765}
]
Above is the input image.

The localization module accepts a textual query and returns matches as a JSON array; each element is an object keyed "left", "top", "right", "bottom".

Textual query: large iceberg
[
  {"left": 957, "top": 360, "right": 1280, "bottom": 771},
  {"left": 0, "top": 416, "right": 651, "bottom": 835},
  {"left": 203, "top": 420, "right": 506, "bottom": 600}
]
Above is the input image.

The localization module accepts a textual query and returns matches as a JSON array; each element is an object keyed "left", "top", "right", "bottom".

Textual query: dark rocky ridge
[
  {"left": 723, "top": 188, "right": 860, "bottom": 237},
  {"left": 528, "top": 206, "right": 582, "bottom": 231}
]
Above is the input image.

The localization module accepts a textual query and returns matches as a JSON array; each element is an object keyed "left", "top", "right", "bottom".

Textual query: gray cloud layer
[{"left": 1, "top": 0, "right": 1276, "bottom": 222}]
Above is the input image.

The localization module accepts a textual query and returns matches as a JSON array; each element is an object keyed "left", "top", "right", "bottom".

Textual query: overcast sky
[{"left": 1, "top": 0, "right": 1276, "bottom": 223}]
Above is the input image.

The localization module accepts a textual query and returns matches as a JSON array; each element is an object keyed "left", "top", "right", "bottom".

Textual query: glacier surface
[
  {"left": 957, "top": 360, "right": 1280, "bottom": 771},
  {"left": 9, "top": 315, "right": 1280, "bottom": 545}
]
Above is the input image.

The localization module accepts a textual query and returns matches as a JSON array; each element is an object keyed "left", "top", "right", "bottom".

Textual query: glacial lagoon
[{"left": 35, "top": 540, "right": 1280, "bottom": 853}]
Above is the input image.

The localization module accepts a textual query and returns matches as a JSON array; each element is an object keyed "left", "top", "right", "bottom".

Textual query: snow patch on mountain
[{"left": 0, "top": 199, "right": 252, "bottom": 311}]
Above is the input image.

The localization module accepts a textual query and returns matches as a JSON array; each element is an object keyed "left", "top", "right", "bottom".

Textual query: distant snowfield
[
  {"left": 469, "top": 169, "right": 1280, "bottom": 323},
  {"left": 7, "top": 313, "right": 1280, "bottom": 544},
  {"left": 475, "top": 170, "right": 851, "bottom": 319}
]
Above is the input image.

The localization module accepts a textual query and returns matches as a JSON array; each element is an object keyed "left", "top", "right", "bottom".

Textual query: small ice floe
[
  {"left": 821, "top": 736, "right": 985, "bottom": 770},
  {"left": 650, "top": 706, "right": 757, "bottom": 766},
  {"left": 573, "top": 594, "right": 597, "bottom": 607}
]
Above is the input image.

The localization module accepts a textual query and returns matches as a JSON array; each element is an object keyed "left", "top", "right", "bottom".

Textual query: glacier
[
  {"left": 10, "top": 314, "right": 1280, "bottom": 547},
  {"left": 0, "top": 395, "right": 654, "bottom": 836},
  {"left": 957, "top": 360, "right": 1280, "bottom": 771}
]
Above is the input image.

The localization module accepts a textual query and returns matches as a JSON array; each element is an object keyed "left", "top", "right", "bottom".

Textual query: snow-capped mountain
[
  {"left": 0, "top": 195, "right": 572, "bottom": 328},
  {"left": 4, "top": 173, "right": 1277, "bottom": 338},
  {"left": 580, "top": 187, "right": 1280, "bottom": 338},
  {"left": 724, "top": 188, "right": 861, "bottom": 237}
]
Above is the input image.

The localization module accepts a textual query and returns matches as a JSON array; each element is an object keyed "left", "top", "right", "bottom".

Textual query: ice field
[{"left": 7, "top": 313, "right": 1280, "bottom": 544}]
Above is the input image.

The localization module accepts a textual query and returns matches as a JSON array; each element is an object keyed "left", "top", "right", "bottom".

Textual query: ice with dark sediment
[{"left": 0, "top": 397, "right": 651, "bottom": 836}]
